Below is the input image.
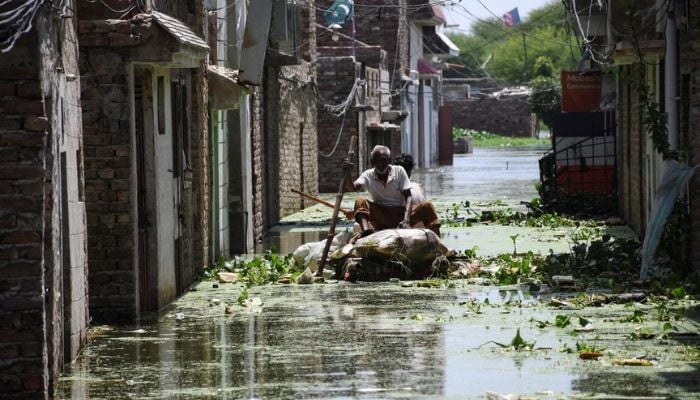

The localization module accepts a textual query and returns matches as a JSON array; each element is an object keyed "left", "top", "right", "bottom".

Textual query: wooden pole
[
  {"left": 316, "top": 135, "right": 356, "bottom": 278},
  {"left": 291, "top": 188, "right": 352, "bottom": 217}
]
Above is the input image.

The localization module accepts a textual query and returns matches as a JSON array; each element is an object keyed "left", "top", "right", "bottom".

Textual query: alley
[
  {"left": 4, "top": 1, "right": 700, "bottom": 399},
  {"left": 55, "top": 148, "right": 700, "bottom": 399}
]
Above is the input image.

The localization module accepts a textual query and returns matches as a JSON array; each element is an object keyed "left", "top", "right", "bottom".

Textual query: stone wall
[
  {"left": 444, "top": 89, "right": 533, "bottom": 137},
  {"left": 316, "top": 57, "right": 361, "bottom": 192}
]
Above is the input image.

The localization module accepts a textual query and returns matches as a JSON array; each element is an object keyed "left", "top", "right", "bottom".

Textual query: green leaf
[
  {"left": 671, "top": 286, "right": 686, "bottom": 299},
  {"left": 555, "top": 314, "right": 571, "bottom": 328}
]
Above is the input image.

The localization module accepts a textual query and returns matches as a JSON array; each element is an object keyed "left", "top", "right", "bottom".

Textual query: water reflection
[
  {"left": 57, "top": 285, "right": 580, "bottom": 399},
  {"left": 414, "top": 147, "right": 545, "bottom": 203}
]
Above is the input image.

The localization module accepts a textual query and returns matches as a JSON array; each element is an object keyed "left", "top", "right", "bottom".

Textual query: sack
[
  {"left": 337, "top": 228, "right": 454, "bottom": 268},
  {"left": 292, "top": 230, "right": 354, "bottom": 273}
]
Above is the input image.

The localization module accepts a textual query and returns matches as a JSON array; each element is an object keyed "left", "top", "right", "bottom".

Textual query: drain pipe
[{"left": 665, "top": 1, "right": 678, "bottom": 151}]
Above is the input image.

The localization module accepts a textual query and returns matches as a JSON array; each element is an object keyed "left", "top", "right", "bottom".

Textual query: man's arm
[
  {"left": 398, "top": 189, "right": 412, "bottom": 228},
  {"left": 343, "top": 158, "right": 361, "bottom": 192}
]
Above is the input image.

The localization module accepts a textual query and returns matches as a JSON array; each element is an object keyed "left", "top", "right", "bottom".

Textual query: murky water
[
  {"left": 56, "top": 284, "right": 570, "bottom": 399},
  {"left": 56, "top": 282, "right": 700, "bottom": 399},
  {"left": 56, "top": 146, "right": 700, "bottom": 399},
  {"left": 414, "top": 147, "right": 547, "bottom": 203},
  {"left": 265, "top": 147, "right": 547, "bottom": 254}
]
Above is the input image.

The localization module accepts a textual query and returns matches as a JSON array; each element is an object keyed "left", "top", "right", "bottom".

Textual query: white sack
[{"left": 292, "top": 230, "right": 354, "bottom": 273}]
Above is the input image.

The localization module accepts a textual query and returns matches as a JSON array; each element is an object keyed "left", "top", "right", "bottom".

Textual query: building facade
[{"left": 0, "top": 1, "right": 89, "bottom": 398}]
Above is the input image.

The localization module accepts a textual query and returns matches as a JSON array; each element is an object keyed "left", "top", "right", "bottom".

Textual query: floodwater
[
  {"left": 56, "top": 282, "right": 700, "bottom": 399},
  {"left": 55, "top": 147, "right": 700, "bottom": 399},
  {"left": 413, "top": 147, "right": 547, "bottom": 203},
  {"left": 265, "top": 147, "right": 548, "bottom": 254}
]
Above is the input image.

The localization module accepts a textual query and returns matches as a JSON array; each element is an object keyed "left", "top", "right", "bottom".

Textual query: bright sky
[{"left": 442, "top": 0, "right": 555, "bottom": 33}]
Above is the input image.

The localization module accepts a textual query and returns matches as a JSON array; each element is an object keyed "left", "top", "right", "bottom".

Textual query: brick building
[
  {"left": 76, "top": 1, "right": 210, "bottom": 322},
  {"left": 0, "top": 1, "right": 89, "bottom": 398},
  {"left": 442, "top": 82, "right": 534, "bottom": 137},
  {"left": 315, "top": 1, "right": 409, "bottom": 190},
  {"left": 262, "top": 1, "right": 319, "bottom": 229}
]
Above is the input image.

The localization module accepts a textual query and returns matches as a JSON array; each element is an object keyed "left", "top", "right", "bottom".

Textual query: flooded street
[
  {"left": 414, "top": 147, "right": 546, "bottom": 203},
  {"left": 56, "top": 148, "right": 700, "bottom": 399}
]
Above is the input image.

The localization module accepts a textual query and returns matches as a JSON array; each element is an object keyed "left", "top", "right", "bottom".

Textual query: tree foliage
[
  {"left": 528, "top": 75, "right": 560, "bottom": 129},
  {"left": 446, "top": 1, "right": 578, "bottom": 85}
]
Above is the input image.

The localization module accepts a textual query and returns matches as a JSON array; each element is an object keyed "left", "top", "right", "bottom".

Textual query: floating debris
[{"left": 612, "top": 358, "right": 654, "bottom": 366}]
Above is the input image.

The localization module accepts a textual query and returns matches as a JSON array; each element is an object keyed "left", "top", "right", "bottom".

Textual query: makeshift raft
[{"left": 292, "top": 228, "right": 457, "bottom": 281}]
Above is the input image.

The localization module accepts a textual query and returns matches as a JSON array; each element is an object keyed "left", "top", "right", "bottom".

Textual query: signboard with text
[{"left": 560, "top": 71, "right": 602, "bottom": 112}]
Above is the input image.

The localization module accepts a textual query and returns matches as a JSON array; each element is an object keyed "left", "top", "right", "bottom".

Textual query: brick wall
[
  {"left": 78, "top": 13, "right": 209, "bottom": 320},
  {"left": 680, "top": 0, "right": 700, "bottom": 272},
  {"left": 264, "top": 63, "right": 319, "bottom": 223},
  {"left": 616, "top": 64, "right": 645, "bottom": 236},
  {"left": 444, "top": 90, "right": 533, "bottom": 137},
  {"left": 191, "top": 62, "right": 209, "bottom": 271},
  {"left": 0, "top": 4, "right": 88, "bottom": 398},
  {"left": 251, "top": 86, "right": 266, "bottom": 241},
  {"left": 317, "top": 57, "right": 361, "bottom": 192},
  {"left": 316, "top": 0, "right": 408, "bottom": 109},
  {"left": 78, "top": 27, "right": 136, "bottom": 321},
  {"left": 0, "top": 31, "right": 49, "bottom": 400}
]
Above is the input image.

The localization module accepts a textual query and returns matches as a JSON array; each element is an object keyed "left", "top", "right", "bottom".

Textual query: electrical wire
[{"left": 0, "top": 0, "right": 43, "bottom": 53}]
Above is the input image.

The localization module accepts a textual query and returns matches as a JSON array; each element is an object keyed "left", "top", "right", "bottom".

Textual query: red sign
[{"left": 560, "top": 71, "right": 602, "bottom": 112}]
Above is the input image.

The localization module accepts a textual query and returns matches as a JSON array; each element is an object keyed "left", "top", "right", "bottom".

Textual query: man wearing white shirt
[{"left": 344, "top": 145, "right": 441, "bottom": 237}]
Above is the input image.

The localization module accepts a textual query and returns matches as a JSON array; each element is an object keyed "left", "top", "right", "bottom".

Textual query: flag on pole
[{"left": 503, "top": 7, "right": 521, "bottom": 27}]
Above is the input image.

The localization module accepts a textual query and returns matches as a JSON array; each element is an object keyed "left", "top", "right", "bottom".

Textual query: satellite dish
[{"left": 324, "top": 0, "right": 353, "bottom": 26}]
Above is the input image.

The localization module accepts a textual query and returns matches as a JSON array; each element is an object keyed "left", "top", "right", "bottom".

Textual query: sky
[{"left": 442, "top": 0, "right": 556, "bottom": 33}]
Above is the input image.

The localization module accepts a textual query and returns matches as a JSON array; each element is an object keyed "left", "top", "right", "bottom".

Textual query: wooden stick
[
  {"left": 291, "top": 188, "right": 352, "bottom": 216},
  {"left": 316, "top": 135, "right": 356, "bottom": 278}
]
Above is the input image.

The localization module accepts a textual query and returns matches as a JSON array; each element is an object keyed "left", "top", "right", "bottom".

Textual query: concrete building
[
  {"left": 405, "top": 1, "right": 459, "bottom": 167},
  {"left": 0, "top": 1, "right": 89, "bottom": 398}
]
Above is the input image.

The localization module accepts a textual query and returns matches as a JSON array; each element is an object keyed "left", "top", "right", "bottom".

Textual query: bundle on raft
[{"left": 292, "top": 229, "right": 456, "bottom": 282}]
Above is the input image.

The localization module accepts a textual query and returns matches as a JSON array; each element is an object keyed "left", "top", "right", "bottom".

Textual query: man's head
[
  {"left": 393, "top": 153, "right": 415, "bottom": 177},
  {"left": 370, "top": 145, "right": 391, "bottom": 175}
]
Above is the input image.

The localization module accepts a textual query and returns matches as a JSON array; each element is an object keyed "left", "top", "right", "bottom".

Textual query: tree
[
  {"left": 528, "top": 76, "right": 560, "bottom": 130},
  {"left": 446, "top": 1, "right": 577, "bottom": 85}
]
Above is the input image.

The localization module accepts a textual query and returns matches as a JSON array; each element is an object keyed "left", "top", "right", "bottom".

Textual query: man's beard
[{"left": 374, "top": 165, "right": 390, "bottom": 175}]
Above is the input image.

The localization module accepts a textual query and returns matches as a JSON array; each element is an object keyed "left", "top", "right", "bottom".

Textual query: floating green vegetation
[
  {"left": 539, "top": 237, "right": 641, "bottom": 288},
  {"left": 575, "top": 339, "right": 606, "bottom": 354},
  {"left": 201, "top": 250, "right": 299, "bottom": 288},
  {"left": 621, "top": 309, "right": 646, "bottom": 324},
  {"left": 496, "top": 328, "right": 536, "bottom": 351},
  {"left": 453, "top": 128, "right": 549, "bottom": 148},
  {"left": 440, "top": 199, "right": 603, "bottom": 231}
]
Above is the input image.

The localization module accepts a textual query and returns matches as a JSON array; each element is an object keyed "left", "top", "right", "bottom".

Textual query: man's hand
[
  {"left": 397, "top": 219, "right": 411, "bottom": 229},
  {"left": 342, "top": 157, "right": 354, "bottom": 171}
]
